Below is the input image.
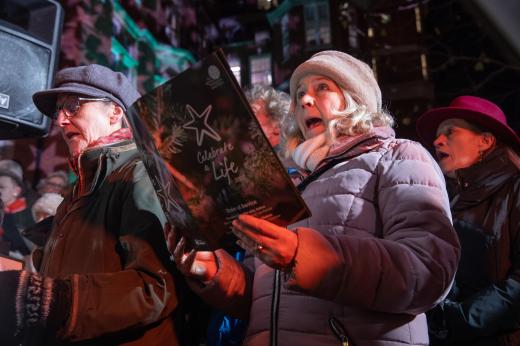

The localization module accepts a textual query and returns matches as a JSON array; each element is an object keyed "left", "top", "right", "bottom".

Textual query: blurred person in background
[
  {"left": 246, "top": 84, "right": 287, "bottom": 149},
  {"left": 31, "top": 192, "right": 64, "bottom": 223},
  {"left": 246, "top": 84, "right": 304, "bottom": 185},
  {"left": 0, "top": 161, "right": 36, "bottom": 258},
  {"left": 36, "top": 170, "right": 70, "bottom": 196},
  {"left": 417, "top": 96, "right": 520, "bottom": 346},
  {"left": 0, "top": 159, "right": 40, "bottom": 203},
  {"left": 169, "top": 50, "right": 460, "bottom": 345},
  {"left": 0, "top": 198, "right": 8, "bottom": 254}
]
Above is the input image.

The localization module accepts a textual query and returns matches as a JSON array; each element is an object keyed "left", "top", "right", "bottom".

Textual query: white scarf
[{"left": 291, "top": 133, "right": 330, "bottom": 172}]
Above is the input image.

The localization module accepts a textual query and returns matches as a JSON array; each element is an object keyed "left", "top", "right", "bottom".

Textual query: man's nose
[{"left": 56, "top": 110, "right": 70, "bottom": 127}]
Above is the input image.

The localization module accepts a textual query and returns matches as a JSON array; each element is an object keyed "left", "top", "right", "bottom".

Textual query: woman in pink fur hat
[{"left": 416, "top": 96, "right": 520, "bottom": 346}]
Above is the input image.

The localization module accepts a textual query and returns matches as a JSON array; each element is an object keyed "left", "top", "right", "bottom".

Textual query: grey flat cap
[{"left": 33, "top": 64, "right": 141, "bottom": 118}]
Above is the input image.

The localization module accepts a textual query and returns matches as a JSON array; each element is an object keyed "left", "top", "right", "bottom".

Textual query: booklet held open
[{"left": 127, "top": 50, "right": 310, "bottom": 250}]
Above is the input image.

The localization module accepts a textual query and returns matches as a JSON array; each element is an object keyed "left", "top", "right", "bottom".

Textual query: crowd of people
[
  {"left": 0, "top": 49, "right": 518, "bottom": 346},
  {"left": 0, "top": 160, "right": 68, "bottom": 259}
]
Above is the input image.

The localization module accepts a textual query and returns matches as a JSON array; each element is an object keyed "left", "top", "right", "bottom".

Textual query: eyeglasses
[{"left": 54, "top": 96, "right": 111, "bottom": 119}]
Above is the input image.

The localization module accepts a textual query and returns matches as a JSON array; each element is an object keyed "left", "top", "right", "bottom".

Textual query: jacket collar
[
  {"left": 451, "top": 145, "right": 519, "bottom": 209},
  {"left": 73, "top": 140, "right": 137, "bottom": 198},
  {"left": 318, "top": 126, "right": 394, "bottom": 168},
  {"left": 297, "top": 126, "right": 394, "bottom": 191}
]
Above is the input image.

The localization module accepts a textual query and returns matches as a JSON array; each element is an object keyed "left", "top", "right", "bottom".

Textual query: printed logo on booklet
[{"left": 206, "top": 65, "right": 224, "bottom": 89}]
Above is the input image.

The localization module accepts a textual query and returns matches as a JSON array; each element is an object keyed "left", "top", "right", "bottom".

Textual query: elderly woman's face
[
  {"left": 294, "top": 75, "right": 346, "bottom": 140},
  {"left": 251, "top": 100, "right": 280, "bottom": 147},
  {"left": 55, "top": 94, "right": 118, "bottom": 157},
  {"left": 434, "top": 118, "right": 492, "bottom": 177}
]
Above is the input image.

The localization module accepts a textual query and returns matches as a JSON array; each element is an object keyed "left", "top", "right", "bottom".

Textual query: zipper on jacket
[
  {"left": 329, "top": 316, "right": 351, "bottom": 346},
  {"left": 270, "top": 269, "right": 281, "bottom": 346}
]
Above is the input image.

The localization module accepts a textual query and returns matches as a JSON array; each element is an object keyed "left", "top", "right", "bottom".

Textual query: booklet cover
[{"left": 127, "top": 50, "right": 310, "bottom": 250}]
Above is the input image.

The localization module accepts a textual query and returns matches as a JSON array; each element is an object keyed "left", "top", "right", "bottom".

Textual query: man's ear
[{"left": 109, "top": 104, "right": 124, "bottom": 125}]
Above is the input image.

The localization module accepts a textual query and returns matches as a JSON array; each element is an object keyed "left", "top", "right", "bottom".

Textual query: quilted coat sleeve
[
  {"left": 285, "top": 140, "right": 460, "bottom": 315},
  {"left": 61, "top": 163, "right": 178, "bottom": 341}
]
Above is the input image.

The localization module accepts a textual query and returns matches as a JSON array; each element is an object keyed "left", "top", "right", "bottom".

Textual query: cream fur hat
[{"left": 289, "top": 50, "right": 382, "bottom": 114}]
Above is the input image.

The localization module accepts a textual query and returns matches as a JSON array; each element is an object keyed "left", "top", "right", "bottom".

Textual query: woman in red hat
[{"left": 416, "top": 95, "right": 520, "bottom": 346}]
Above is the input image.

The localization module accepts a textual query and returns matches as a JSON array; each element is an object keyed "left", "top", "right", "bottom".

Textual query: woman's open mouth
[
  {"left": 436, "top": 151, "right": 449, "bottom": 160},
  {"left": 305, "top": 117, "right": 323, "bottom": 129}
]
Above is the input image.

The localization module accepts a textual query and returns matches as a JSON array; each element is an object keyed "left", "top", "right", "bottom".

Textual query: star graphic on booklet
[{"left": 183, "top": 104, "right": 222, "bottom": 146}]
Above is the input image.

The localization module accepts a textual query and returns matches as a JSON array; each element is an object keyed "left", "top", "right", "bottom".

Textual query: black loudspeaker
[{"left": 0, "top": 0, "right": 63, "bottom": 139}]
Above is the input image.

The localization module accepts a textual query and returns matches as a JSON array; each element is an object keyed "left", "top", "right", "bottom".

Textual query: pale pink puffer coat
[{"left": 193, "top": 127, "right": 460, "bottom": 346}]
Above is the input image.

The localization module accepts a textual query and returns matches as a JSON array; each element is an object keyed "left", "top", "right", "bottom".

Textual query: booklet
[{"left": 127, "top": 50, "right": 310, "bottom": 250}]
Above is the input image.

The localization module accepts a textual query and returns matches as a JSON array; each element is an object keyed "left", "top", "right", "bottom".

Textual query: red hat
[{"left": 416, "top": 96, "right": 520, "bottom": 151}]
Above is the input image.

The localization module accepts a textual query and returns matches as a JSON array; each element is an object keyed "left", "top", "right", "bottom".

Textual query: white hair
[
  {"left": 31, "top": 192, "right": 64, "bottom": 222},
  {"left": 245, "top": 84, "right": 291, "bottom": 122},
  {"left": 280, "top": 89, "right": 394, "bottom": 158}
]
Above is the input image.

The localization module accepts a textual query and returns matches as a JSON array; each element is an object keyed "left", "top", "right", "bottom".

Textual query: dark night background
[{"left": 0, "top": 0, "right": 519, "bottom": 184}]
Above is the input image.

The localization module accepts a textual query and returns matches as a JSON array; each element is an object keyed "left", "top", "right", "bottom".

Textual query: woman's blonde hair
[{"left": 280, "top": 89, "right": 394, "bottom": 158}]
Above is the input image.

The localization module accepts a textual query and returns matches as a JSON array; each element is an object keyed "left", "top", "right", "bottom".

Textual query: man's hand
[
  {"left": 164, "top": 224, "right": 218, "bottom": 283},
  {"left": 173, "top": 237, "right": 218, "bottom": 283}
]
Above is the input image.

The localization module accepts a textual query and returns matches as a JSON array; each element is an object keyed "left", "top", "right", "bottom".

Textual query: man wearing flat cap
[{"left": 0, "top": 64, "right": 181, "bottom": 345}]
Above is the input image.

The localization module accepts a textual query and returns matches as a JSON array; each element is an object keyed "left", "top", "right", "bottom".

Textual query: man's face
[
  {"left": 56, "top": 94, "right": 116, "bottom": 157},
  {"left": 0, "top": 175, "right": 21, "bottom": 206}
]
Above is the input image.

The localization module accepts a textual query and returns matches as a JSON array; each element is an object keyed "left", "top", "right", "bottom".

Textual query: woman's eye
[
  {"left": 317, "top": 83, "right": 330, "bottom": 91},
  {"left": 297, "top": 91, "right": 306, "bottom": 99}
]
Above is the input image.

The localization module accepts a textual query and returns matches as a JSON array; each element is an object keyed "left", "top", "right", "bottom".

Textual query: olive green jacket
[{"left": 33, "top": 140, "right": 178, "bottom": 345}]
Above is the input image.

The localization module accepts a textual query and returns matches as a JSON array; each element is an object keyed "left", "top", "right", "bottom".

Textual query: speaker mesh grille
[{"left": 0, "top": 29, "right": 50, "bottom": 125}]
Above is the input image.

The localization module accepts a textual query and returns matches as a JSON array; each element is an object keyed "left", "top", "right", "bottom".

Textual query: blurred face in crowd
[
  {"left": 38, "top": 175, "right": 67, "bottom": 195},
  {"left": 55, "top": 94, "right": 123, "bottom": 157},
  {"left": 251, "top": 100, "right": 281, "bottom": 147},
  {"left": 294, "top": 75, "right": 346, "bottom": 140},
  {"left": 434, "top": 118, "right": 495, "bottom": 178},
  {"left": 0, "top": 175, "right": 21, "bottom": 207}
]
